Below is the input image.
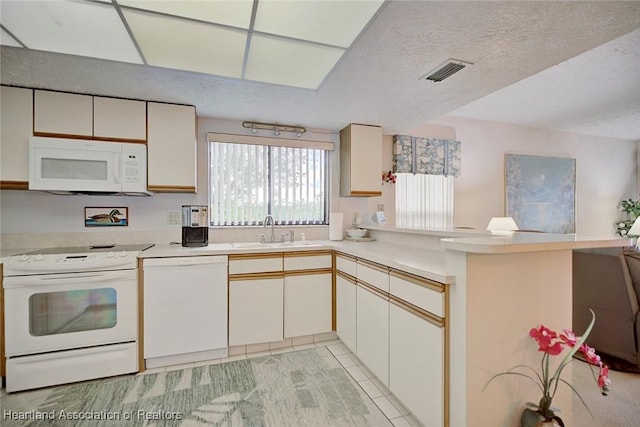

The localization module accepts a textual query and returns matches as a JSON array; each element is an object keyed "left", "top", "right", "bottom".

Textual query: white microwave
[{"left": 29, "top": 137, "right": 150, "bottom": 195}]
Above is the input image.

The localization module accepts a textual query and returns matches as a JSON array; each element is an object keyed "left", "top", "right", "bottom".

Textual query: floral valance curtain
[{"left": 393, "top": 135, "right": 461, "bottom": 177}]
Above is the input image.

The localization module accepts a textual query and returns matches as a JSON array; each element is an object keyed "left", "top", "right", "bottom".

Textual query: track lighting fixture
[{"left": 242, "top": 121, "right": 306, "bottom": 137}]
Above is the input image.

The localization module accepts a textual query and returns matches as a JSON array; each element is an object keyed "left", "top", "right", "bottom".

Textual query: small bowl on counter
[{"left": 346, "top": 228, "right": 367, "bottom": 239}]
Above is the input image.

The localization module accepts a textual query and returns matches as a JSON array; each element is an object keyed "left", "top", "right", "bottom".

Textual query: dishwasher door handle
[{"left": 143, "top": 255, "right": 228, "bottom": 269}]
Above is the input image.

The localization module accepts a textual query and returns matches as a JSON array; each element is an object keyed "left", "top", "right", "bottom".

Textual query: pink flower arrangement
[
  {"left": 485, "top": 310, "right": 610, "bottom": 425},
  {"left": 382, "top": 170, "right": 396, "bottom": 184}
]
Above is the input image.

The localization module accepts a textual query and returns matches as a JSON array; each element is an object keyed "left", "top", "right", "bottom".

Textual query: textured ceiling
[{"left": 2, "top": 1, "right": 640, "bottom": 140}]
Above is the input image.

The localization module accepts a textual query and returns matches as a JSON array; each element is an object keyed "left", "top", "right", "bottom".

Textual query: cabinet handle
[
  {"left": 357, "top": 259, "right": 389, "bottom": 274},
  {"left": 336, "top": 270, "right": 356, "bottom": 283},
  {"left": 229, "top": 272, "right": 284, "bottom": 281},
  {"left": 390, "top": 269, "right": 445, "bottom": 293},
  {"left": 389, "top": 294, "right": 444, "bottom": 328},
  {"left": 356, "top": 280, "right": 389, "bottom": 300}
]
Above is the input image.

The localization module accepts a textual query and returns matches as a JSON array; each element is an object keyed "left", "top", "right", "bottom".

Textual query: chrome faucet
[{"left": 264, "top": 214, "right": 276, "bottom": 242}]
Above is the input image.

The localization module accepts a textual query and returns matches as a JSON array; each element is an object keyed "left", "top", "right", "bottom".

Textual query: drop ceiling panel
[
  {"left": 245, "top": 34, "right": 344, "bottom": 89},
  {"left": 254, "top": 0, "right": 384, "bottom": 48},
  {"left": 0, "top": 0, "right": 142, "bottom": 63},
  {"left": 124, "top": 10, "right": 247, "bottom": 78},
  {"left": 118, "top": 0, "right": 254, "bottom": 29}
]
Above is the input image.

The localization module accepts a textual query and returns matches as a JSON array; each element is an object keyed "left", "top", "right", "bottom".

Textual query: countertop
[
  {"left": 3, "top": 232, "right": 630, "bottom": 284},
  {"left": 141, "top": 240, "right": 452, "bottom": 284},
  {"left": 440, "top": 232, "right": 631, "bottom": 254}
]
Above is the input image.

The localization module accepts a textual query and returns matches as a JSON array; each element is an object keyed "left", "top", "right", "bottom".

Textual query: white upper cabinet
[
  {"left": 147, "top": 102, "right": 197, "bottom": 193},
  {"left": 340, "top": 123, "right": 382, "bottom": 196},
  {"left": 34, "top": 90, "right": 93, "bottom": 137},
  {"left": 1, "top": 86, "right": 33, "bottom": 188},
  {"left": 35, "top": 90, "right": 147, "bottom": 141},
  {"left": 94, "top": 97, "right": 146, "bottom": 141}
]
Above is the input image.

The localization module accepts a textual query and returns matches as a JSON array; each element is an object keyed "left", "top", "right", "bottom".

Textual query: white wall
[
  {"left": 0, "top": 115, "right": 635, "bottom": 248},
  {"left": 0, "top": 117, "right": 337, "bottom": 248}
]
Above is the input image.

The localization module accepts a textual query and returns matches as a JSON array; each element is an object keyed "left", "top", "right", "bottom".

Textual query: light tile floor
[{"left": 139, "top": 338, "right": 423, "bottom": 426}]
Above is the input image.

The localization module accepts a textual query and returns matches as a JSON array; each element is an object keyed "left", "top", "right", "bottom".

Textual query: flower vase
[{"left": 521, "top": 408, "right": 564, "bottom": 427}]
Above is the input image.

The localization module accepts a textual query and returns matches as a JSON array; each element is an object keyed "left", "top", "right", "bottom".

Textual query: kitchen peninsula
[
  {"left": 2, "top": 228, "right": 628, "bottom": 427},
  {"left": 138, "top": 227, "right": 629, "bottom": 427}
]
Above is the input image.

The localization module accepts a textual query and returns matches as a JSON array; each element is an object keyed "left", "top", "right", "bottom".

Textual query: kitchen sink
[{"left": 232, "top": 241, "right": 325, "bottom": 249}]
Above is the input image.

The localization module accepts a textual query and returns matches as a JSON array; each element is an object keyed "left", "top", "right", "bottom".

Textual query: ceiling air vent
[{"left": 421, "top": 59, "right": 472, "bottom": 82}]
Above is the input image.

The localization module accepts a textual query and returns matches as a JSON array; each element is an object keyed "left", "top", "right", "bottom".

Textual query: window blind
[
  {"left": 209, "top": 141, "right": 328, "bottom": 226},
  {"left": 395, "top": 173, "right": 454, "bottom": 229}
]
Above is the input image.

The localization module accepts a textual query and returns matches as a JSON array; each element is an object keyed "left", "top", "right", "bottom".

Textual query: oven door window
[{"left": 29, "top": 288, "right": 117, "bottom": 336}]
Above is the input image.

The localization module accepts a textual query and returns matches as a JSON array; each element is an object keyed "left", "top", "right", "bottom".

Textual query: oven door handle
[{"left": 3, "top": 270, "right": 136, "bottom": 288}]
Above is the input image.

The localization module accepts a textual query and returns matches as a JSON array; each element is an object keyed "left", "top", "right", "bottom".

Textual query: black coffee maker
[{"left": 181, "top": 205, "right": 209, "bottom": 247}]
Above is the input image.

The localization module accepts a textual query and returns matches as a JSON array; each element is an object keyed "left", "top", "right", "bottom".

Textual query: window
[
  {"left": 395, "top": 174, "right": 454, "bottom": 229},
  {"left": 209, "top": 140, "right": 328, "bottom": 226}
]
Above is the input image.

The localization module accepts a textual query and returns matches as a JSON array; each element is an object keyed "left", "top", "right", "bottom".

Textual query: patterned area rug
[{"left": 2, "top": 347, "right": 392, "bottom": 426}]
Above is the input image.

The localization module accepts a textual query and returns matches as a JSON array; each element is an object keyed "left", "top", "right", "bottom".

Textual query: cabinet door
[
  {"left": 389, "top": 301, "right": 444, "bottom": 427},
  {"left": 356, "top": 284, "right": 389, "bottom": 386},
  {"left": 336, "top": 273, "right": 357, "bottom": 353},
  {"left": 94, "top": 97, "right": 146, "bottom": 141},
  {"left": 229, "top": 277, "right": 284, "bottom": 346},
  {"left": 1, "top": 86, "right": 32, "bottom": 188},
  {"left": 147, "top": 102, "right": 197, "bottom": 192},
  {"left": 34, "top": 90, "right": 93, "bottom": 137},
  {"left": 284, "top": 272, "right": 332, "bottom": 337},
  {"left": 340, "top": 124, "right": 382, "bottom": 196}
]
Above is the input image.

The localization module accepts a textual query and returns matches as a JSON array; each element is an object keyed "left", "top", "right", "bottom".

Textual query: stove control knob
[
  {"left": 118, "top": 250, "right": 128, "bottom": 258},
  {"left": 19, "top": 254, "right": 29, "bottom": 262},
  {"left": 106, "top": 251, "right": 116, "bottom": 258},
  {"left": 34, "top": 254, "right": 45, "bottom": 261}
]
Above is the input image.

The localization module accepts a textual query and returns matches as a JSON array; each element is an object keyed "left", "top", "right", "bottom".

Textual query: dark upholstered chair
[{"left": 573, "top": 247, "right": 639, "bottom": 368}]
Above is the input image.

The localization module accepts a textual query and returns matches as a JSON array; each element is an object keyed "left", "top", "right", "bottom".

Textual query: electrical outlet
[{"left": 167, "top": 211, "right": 181, "bottom": 225}]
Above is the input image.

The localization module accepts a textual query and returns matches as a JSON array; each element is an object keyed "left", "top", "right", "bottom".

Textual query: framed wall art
[
  {"left": 85, "top": 207, "right": 128, "bottom": 227},
  {"left": 505, "top": 154, "right": 575, "bottom": 233}
]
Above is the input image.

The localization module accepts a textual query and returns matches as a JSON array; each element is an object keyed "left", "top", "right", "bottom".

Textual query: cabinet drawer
[
  {"left": 390, "top": 271, "right": 444, "bottom": 318},
  {"left": 284, "top": 251, "right": 332, "bottom": 271},
  {"left": 357, "top": 259, "right": 389, "bottom": 292},
  {"left": 336, "top": 253, "right": 357, "bottom": 277},
  {"left": 229, "top": 254, "right": 282, "bottom": 275}
]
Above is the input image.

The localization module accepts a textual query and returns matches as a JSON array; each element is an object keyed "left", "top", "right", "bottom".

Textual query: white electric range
[{"left": 2, "top": 243, "right": 154, "bottom": 393}]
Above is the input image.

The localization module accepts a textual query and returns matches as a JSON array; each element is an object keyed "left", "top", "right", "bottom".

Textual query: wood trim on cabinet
[
  {"left": 229, "top": 252, "right": 284, "bottom": 261},
  {"left": 356, "top": 279, "right": 389, "bottom": 301},
  {"left": 349, "top": 191, "right": 383, "bottom": 197},
  {"left": 283, "top": 250, "right": 333, "bottom": 258},
  {"left": 336, "top": 269, "right": 356, "bottom": 283},
  {"left": 284, "top": 268, "right": 332, "bottom": 277},
  {"left": 0, "top": 180, "right": 28, "bottom": 190},
  {"left": 33, "top": 131, "right": 147, "bottom": 144},
  {"left": 229, "top": 271, "right": 285, "bottom": 281},
  {"left": 388, "top": 294, "right": 444, "bottom": 328},
  {"left": 443, "top": 283, "right": 451, "bottom": 427},
  {"left": 332, "top": 252, "right": 337, "bottom": 331},
  {"left": 147, "top": 185, "right": 196, "bottom": 193},
  {"left": 390, "top": 269, "right": 445, "bottom": 293},
  {"left": 1, "top": 264, "right": 5, "bottom": 378},
  {"left": 137, "top": 258, "right": 145, "bottom": 373},
  {"left": 357, "top": 258, "right": 390, "bottom": 274},
  {"left": 335, "top": 252, "right": 357, "bottom": 262}
]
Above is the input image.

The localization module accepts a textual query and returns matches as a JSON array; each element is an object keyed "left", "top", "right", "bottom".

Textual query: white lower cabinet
[
  {"left": 336, "top": 273, "right": 357, "bottom": 353},
  {"left": 229, "top": 276, "right": 284, "bottom": 346},
  {"left": 284, "top": 272, "right": 332, "bottom": 338},
  {"left": 389, "top": 300, "right": 444, "bottom": 427},
  {"left": 356, "top": 284, "right": 389, "bottom": 386}
]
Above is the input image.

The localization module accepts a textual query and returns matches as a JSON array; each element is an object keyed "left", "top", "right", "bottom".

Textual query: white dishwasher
[{"left": 143, "top": 255, "right": 228, "bottom": 368}]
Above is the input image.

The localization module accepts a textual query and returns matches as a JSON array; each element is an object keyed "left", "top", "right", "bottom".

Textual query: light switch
[{"left": 167, "top": 211, "right": 181, "bottom": 225}]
